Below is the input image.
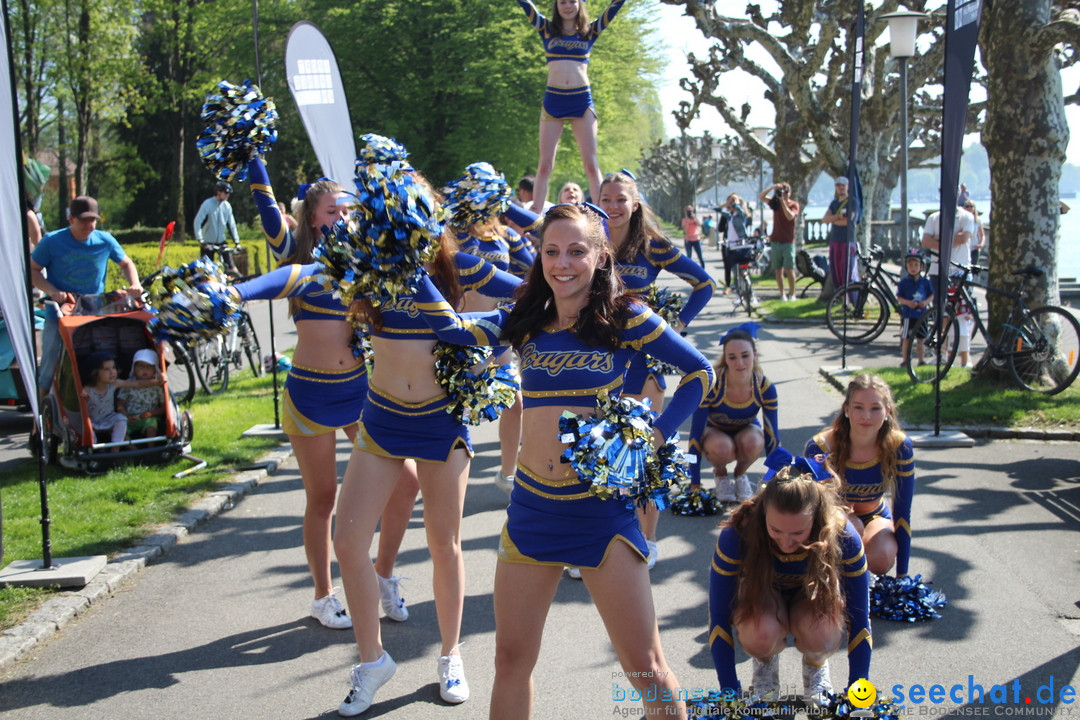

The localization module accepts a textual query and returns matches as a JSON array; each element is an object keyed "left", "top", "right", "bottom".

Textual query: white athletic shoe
[
  {"left": 339, "top": 653, "right": 397, "bottom": 716},
  {"left": 716, "top": 475, "right": 737, "bottom": 503},
  {"left": 377, "top": 574, "right": 409, "bottom": 622},
  {"left": 802, "top": 658, "right": 833, "bottom": 705},
  {"left": 751, "top": 654, "right": 780, "bottom": 697},
  {"left": 437, "top": 653, "right": 470, "bottom": 704},
  {"left": 311, "top": 590, "right": 352, "bottom": 630},
  {"left": 734, "top": 474, "right": 755, "bottom": 502},
  {"left": 646, "top": 540, "right": 659, "bottom": 570}
]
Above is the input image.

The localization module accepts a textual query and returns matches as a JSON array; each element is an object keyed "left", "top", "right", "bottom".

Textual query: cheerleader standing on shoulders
[
  {"left": 710, "top": 457, "right": 871, "bottom": 702},
  {"left": 686, "top": 323, "right": 779, "bottom": 505},
  {"left": 240, "top": 158, "right": 419, "bottom": 629},
  {"left": 515, "top": 0, "right": 627, "bottom": 210},
  {"left": 332, "top": 142, "right": 521, "bottom": 717},
  {"left": 598, "top": 170, "right": 716, "bottom": 566},
  {"left": 411, "top": 203, "right": 713, "bottom": 719},
  {"left": 805, "top": 373, "right": 915, "bottom": 577}
]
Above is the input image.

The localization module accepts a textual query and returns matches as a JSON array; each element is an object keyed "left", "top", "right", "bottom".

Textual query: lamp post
[
  {"left": 751, "top": 126, "right": 771, "bottom": 234},
  {"left": 712, "top": 142, "right": 723, "bottom": 248},
  {"left": 882, "top": 10, "right": 927, "bottom": 251}
]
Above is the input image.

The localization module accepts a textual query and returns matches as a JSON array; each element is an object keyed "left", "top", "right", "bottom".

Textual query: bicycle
[
  {"left": 140, "top": 270, "right": 196, "bottom": 405},
  {"left": 729, "top": 238, "right": 764, "bottom": 317},
  {"left": 908, "top": 261, "right": 1080, "bottom": 394},
  {"left": 188, "top": 278, "right": 263, "bottom": 395},
  {"left": 825, "top": 244, "right": 903, "bottom": 344}
]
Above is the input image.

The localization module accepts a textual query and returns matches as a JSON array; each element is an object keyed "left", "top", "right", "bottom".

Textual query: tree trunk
[
  {"left": 174, "top": 96, "right": 187, "bottom": 243},
  {"left": 982, "top": 0, "right": 1065, "bottom": 333},
  {"left": 57, "top": 96, "right": 69, "bottom": 228}
]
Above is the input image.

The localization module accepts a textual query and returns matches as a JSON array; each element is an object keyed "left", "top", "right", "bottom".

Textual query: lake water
[{"left": 803, "top": 201, "right": 1080, "bottom": 280}]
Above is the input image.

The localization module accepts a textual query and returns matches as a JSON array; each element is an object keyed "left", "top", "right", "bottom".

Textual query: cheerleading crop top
[
  {"left": 615, "top": 237, "right": 716, "bottom": 327},
  {"left": 686, "top": 367, "right": 779, "bottom": 485},
  {"left": 457, "top": 225, "right": 535, "bottom": 279},
  {"left": 709, "top": 521, "right": 871, "bottom": 691},
  {"left": 410, "top": 274, "right": 713, "bottom": 440},
  {"left": 516, "top": 0, "right": 626, "bottom": 64},
  {"left": 805, "top": 433, "right": 916, "bottom": 577}
]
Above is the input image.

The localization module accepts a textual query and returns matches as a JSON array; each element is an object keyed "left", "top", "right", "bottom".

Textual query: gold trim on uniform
[
  {"left": 709, "top": 625, "right": 734, "bottom": 648},
  {"left": 848, "top": 628, "right": 872, "bottom": 652}
]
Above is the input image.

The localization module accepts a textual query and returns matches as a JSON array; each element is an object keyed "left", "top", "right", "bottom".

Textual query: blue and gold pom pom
[
  {"left": 643, "top": 284, "right": 686, "bottom": 376},
  {"left": 441, "top": 162, "right": 513, "bottom": 230},
  {"left": 197, "top": 79, "right": 278, "bottom": 183},
  {"left": 669, "top": 485, "right": 722, "bottom": 516},
  {"left": 434, "top": 343, "right": 521, "bottom": 426},
  {"left": 870, "top": 574, "right": 947, "bottom": 622},
  {"left": 313, "top": 134, "right": 443, "bottom": 307},
  {"left": 557, "top": 391, "right": 687, "bottom": 509},
  {"left": 146, "top": 259, "right": 242, "bottom": 345},
  {"left": 686, "top": 689, "right": 903, "bottom": 719}
]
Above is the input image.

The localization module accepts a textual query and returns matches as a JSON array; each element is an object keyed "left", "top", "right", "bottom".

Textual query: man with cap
[
  {"left": 30, "top": 195, "right": 143, "bottom": 392},
  {"left": 194, "top": 180, "right": 241, "bottom": 273},
  {"left": 822, "top": 176, "right": 860, "bottom": 294}
]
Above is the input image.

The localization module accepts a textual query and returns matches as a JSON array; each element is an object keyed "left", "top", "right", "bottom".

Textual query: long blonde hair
[{"left": 827, "top": 373, "right": 906, "bottom": 495}]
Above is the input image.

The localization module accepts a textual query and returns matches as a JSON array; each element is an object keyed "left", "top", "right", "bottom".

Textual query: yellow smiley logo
[{"left": 848, "top": 678, "right": 877, "bottom": 708}]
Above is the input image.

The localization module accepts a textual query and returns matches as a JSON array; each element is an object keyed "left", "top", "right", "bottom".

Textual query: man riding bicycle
[{"left": 194, "top": 180, "right": 241, "bottom": 274}]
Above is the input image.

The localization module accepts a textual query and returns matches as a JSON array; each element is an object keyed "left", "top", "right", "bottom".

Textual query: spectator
[
  {"left": 896, "top": 250, "right": 934, "bottom": 367},
  {"left": 759, "top": 182, "right": 800, "bottom": 301},
  {"left": 964, "top": 201, "right": 986, "bottom": 269},
  {"left": 822, "top": 176, "right": 860, "bottom": 293},
  {"left": 513, "top": 174, "right": 553, "bottom": 214},
  {"left": 681, "top": 205, "right": 705, "bottom": 265},
  {"left": 194, "top": 180, "right": 241, "bottom": 272}
]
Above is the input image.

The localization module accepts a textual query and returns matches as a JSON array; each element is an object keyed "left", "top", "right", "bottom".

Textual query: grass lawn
[{"left": 0, "top": 370, "right": 286, "bottom": 630}]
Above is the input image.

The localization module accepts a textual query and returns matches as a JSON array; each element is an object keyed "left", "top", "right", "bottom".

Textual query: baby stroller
[{"left": 36, "top": 292, "right": 193, "bottom": 474}]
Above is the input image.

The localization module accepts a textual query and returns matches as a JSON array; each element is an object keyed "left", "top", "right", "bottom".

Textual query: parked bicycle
[
  {"left": 825, "top": 244, "right": 903, "bottom": 344},
  {"left": 188, "top": 275, "right": 263, "bottom": 395},
  {"left": 908, "top": 260, "right": 1080, "bottom": 394},
  {"left": 729, "top": 238, "right": 765, "bottom": 317}
]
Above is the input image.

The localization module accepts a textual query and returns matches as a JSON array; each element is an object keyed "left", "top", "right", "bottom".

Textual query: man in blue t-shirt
[{"left": 30, "top": 195, "right": 143, "bottom": 390}]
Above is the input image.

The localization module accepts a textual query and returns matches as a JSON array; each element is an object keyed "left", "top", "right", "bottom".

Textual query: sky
[{"left": 651, "top": 3, "right": 1080, "bottom": 166}]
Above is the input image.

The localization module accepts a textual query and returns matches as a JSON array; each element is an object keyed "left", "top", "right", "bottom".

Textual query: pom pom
[
  {"left": 870, "top": 574, "right": 947, "bottom": 622},
  {"left": 146, "top": 259, "right": 242, "bottom": 345},
  {"left": 263, "top": 352, "right": 292, "bottom": 372},
  {"left": 669, "top": 485, "right": 722, "bottom": 516},
  {"left": 433, "top": 342, "right": 520, "bottom": 425},
  {"left": 685, "top": 689, "right": 904, "bottom": 720},
  {"left": 643, "top": 285, "right": 686, "bottom": 376},
  {"left": 197, "top": 80, "right": 278, "bottom": 183},
  {"left": 441, "top": 162, "right": 513, "bottom": 229},
  {"left": 313, "top": 134, "right": 443, "bottom": 307},
  {"left": 557, "top": 391, "right": 686, "bottom": 509}
]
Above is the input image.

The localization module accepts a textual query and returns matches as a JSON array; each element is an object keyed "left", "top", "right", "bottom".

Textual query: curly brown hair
[
  {"left": 726, "top": 467, "right": 848, "bottom": 628},
  {"left": 501, "top": 203, "right": 629, "bottom": 351},
  {"left": 827, "top": 373, "right": 906, "bottom": 497}
]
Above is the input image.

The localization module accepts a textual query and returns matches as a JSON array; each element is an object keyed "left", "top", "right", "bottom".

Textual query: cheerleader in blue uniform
[
  {"left": 598, "top": 170, "right": 716, "bottom": 563},
  {"left": 710, "top": 457, "right": 871, "bottom": 701},
  {"left": 411, "top": 203, "right": 712, "bottom": 719},
  {"left": 238, "top": 158, "right": 418, "bottom": 630},
  {"left": 687, "top": 324, "right": 779, "bottom": 505},
  {"left": 515, "top": 0, "right": 627, "bottom": 209},
  {"left": 804, "top": 373, "right": 915, "bottom": 577}
]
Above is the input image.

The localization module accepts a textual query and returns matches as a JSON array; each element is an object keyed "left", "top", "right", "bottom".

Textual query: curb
[
  {"left": 817, "top": 367, "right": 1080, "bottom": 441},
  {"left": 0, "top": 445, "right": 295, "bottom": 671}
]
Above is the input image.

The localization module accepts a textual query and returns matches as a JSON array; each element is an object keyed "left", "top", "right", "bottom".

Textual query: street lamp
[
  {"left": 882, "top": 10, "right": 928, "bottom": 251},
  {"left": 711, "top": 142, "right": 724, "bottom": 248},
  {"left": 751, "top": 127, "right": 771, "bottom": 234}
]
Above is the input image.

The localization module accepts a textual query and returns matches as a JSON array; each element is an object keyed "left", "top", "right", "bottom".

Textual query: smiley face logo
[{"left": 848, "top": 678, "right": 877, "bottom": 708}]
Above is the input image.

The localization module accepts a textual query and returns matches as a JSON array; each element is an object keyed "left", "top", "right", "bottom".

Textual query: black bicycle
[
  {"left": 190, "top": 298, "right": 263, "bottom": 395},
  {"left": 164, "top": 342, "right": 196, "bottom": 405},
  {"left": 908, "top": 262, "right": 1080, "bottom": 394},
  {"left": 730, "top": 238, "right": 764, "bottom": 317},
  {"left": 825, "top": 244, "right": 902, "bottom": 344}
]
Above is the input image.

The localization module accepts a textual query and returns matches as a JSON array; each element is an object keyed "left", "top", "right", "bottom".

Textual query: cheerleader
[{"left": 805, "top": 373, "right": 915, "bottom": 577}]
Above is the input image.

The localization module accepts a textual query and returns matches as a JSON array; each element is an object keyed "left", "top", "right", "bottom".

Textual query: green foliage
[{"left": 104, "top": 239, "right": 269, "bottom": 290}]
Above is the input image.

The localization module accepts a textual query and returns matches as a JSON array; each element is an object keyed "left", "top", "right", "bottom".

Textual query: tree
[
  {"left": 638, "top": 132, "right": 754, "bottom": 221},
  {"left": 981, "top": 0, "right": 1080, "bottom": 323},
  {"left": 11, "top": 0, "right": 60, "bottom": 157}
]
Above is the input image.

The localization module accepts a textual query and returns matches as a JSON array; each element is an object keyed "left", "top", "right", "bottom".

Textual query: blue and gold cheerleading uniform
[
  {"left": 409, "top": 275, "right": 713, "bottom": 567},
  {"left": 709, "top": 521, "right": 871, "bottom": 691},
  {"left": 238, "top": 160, "right": 366, "bottom": 436},
  {"left": 805, "top": 433, "right": 916, "bottom": 577},
  {"left": 685, "top": 367, "right": 779, "bottom": 486},
  {"left": 457, "top": 225, "right": 535, "bottom": 280},
  {"left": 357, "top": 254, "right": 521, "bottom": 462},
  {"left": 516, "top": 0, "right": 627, "bottom": 119},
  {"left": 616, "top": 237, "right": 716, "bottom": 393}
]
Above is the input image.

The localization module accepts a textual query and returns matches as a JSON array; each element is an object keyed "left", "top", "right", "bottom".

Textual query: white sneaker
[
  {"left": 312, "top": 590, "right": 352, "bottom": 630},
  {"left": 646, "top": 540, "right": 659, "bottom": 570},
  {"left": 716, "top": 475, "right": 737, "bottom": 503},
  {"left": 377, "top": 574, "right": 409, "bottom": 622},
  {"left": 493, "top": 469, "right": 514, "bottom": 494},
  {"left": 802, "top": 658, "right": 833, "bottom": 705},
  {"left": 437, "top": 653, "right": 470, "bottom": 704},
  {"left": 566, "top": 567, "right": 582, "bottom": 580},
  {"left": 339, "top": 653, "right": 397, "bottom": 716},
  {"left": 751, "top": 654, "right": 780, "bottom": 697},
  {"left": 734, "top": 474, "right": 755, "bottom": 502}
]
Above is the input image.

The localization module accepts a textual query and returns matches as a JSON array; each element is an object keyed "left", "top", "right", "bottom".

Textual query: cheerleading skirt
[
  {"left": 353, "top": 385, "right": 473, "bottom": 463},
  {"left": 541, "top": 85, "right": 597, "bottom": 121},
  {"left": 282, "top": 363, "right": 367, "bottom": 437},
  {"left": 497, "top": 463, "right": 648, "bottom": 568},
  {"left": 854, "top": 499, "right": 892, "bottom": 527},
  {"left": 623, "top": 352, "right": 668, "bottom": 395}
]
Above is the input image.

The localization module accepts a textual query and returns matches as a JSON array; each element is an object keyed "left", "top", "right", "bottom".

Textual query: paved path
[{"left": 1, "top": 259, "right": 1079, "bottom": 718}]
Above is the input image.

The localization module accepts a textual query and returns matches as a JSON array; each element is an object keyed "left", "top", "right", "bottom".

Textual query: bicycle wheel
[
  {"left": 193, "top": 336, "right": 229, "bottom": 394},
  {"left": 240, "top": 313, "right": 264, "bottom": 378},
  {"left": 825, "top": 283, "right": 890, "bottom": 344},
  {"left": 908, "top": 307, "right": 959, "bottom": 383},
  {"left": 166, "top": 343, "right": 196, "bottom": 405},
  {"left": 738, "top": 268, "right": 755, "bottom": 317},
  {"left": 1008, "top": 305, "right": 1080, "bottom": 394}
]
